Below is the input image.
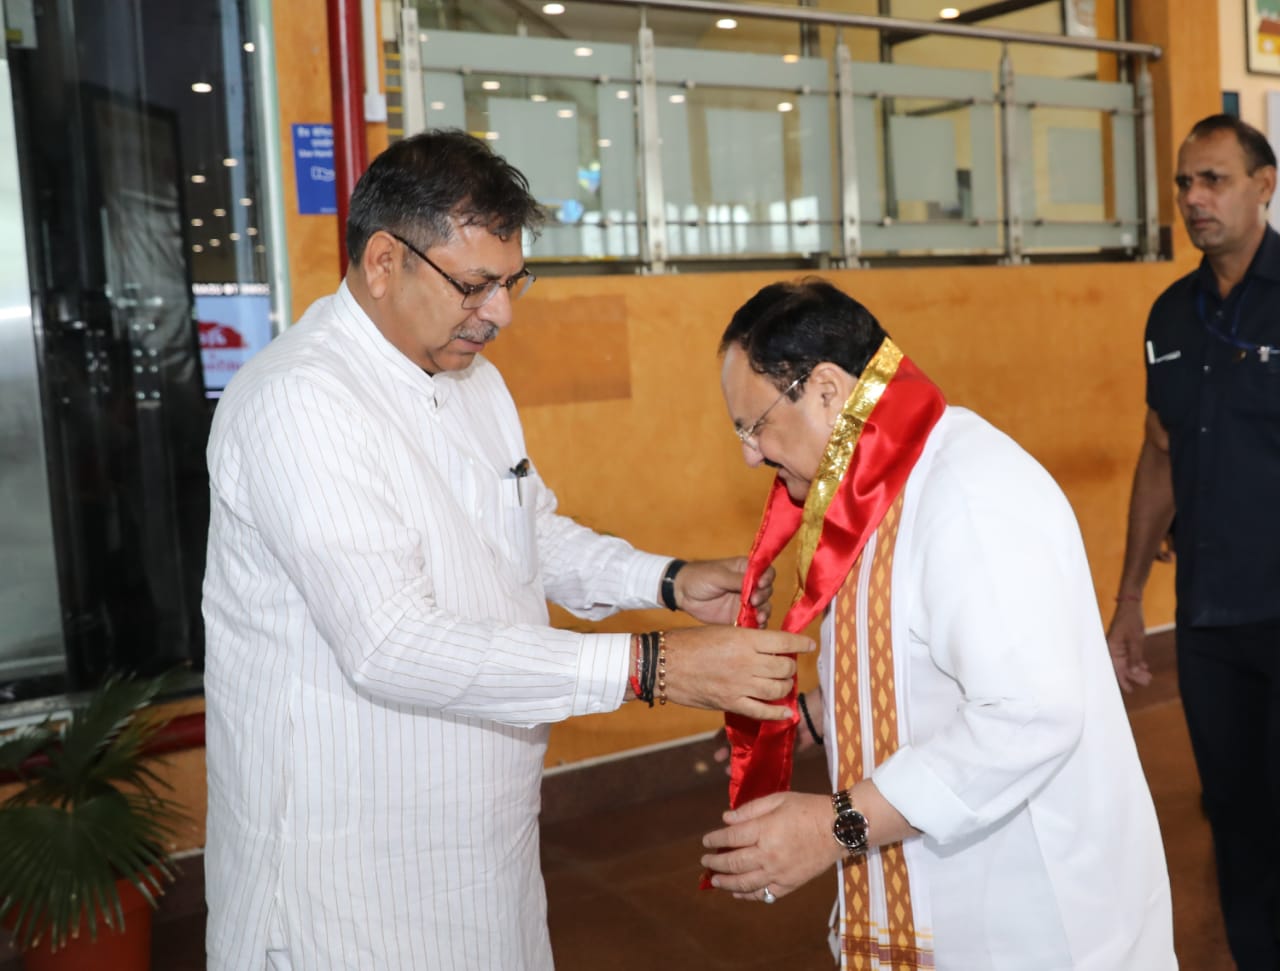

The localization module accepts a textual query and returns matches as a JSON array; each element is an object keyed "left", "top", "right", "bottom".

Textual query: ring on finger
[{"left": 761, "top": 886, "right": 777, "bottom": 904}]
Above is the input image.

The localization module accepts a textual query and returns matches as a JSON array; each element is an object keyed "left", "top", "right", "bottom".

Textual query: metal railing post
[
  {"left": 835, "top": 39, "right": 863, "bottom": 268},
  {"left": 1136, "top": 59, "right": 1160, "bottom": 261},
  {"left": 636, "top": 26, "right": 668, "bottom": 273},
  {"left": 998, "top": 47, "right": 1024, "bottom": 266}
]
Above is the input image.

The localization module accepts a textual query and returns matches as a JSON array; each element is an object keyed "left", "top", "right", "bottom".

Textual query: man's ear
[
  {"left": 807, "top": 361, "right": 857, "bottom": 425},
  {"left": 360, "top": 231, "right": 399, "bottom": 299}
]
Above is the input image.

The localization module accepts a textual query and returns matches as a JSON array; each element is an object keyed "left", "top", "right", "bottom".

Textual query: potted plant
[{"left": 0, "top": 672, "right": 186, "bottom": 970}]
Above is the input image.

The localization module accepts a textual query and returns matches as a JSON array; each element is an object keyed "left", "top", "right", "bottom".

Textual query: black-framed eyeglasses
[
  {"left": 385, "top": 230, "right": 535, "bottom": 309},
  {"left": 734, "top": 373, "right": 807, "bottom": 451}
]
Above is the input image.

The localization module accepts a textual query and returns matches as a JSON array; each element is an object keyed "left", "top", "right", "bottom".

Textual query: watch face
[{"left": 833, "top": 809, "right": 869, "bottom": 853}]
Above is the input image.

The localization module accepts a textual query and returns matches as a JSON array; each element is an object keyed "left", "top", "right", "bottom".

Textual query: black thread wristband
[
  {"left": 660, "top": 559, "right": 686, "bottom": 611},
  {"left": 798, "top": 691, "right": 823, "bottom": 746}
]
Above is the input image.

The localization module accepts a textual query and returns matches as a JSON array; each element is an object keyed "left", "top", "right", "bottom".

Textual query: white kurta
[
  {"left": 203, "top": 283, "right": 668, "bottom": 970},
  {"left": 819, "top": 408, "right": 1177, "bottom": 971}
]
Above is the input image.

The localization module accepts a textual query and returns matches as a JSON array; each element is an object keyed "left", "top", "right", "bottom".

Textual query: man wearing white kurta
[
  {"left": 203, "top": 131, "right": 808, "bottom": 970},
  {"left": 703, "top": 280, "right": 1175, "bottom": 969}
]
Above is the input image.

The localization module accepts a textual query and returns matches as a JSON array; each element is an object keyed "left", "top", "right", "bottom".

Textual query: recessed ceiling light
[
  {"left": 191, "top": 82, "right": 212, "bottom": 93},
  {"left": 777, "top": 101, "right": 794, "bottom": 112},
  {"left": 782, "top": 53, "right": 800, "bottom": 63},
  {"left": 191, "top": 218, "right": 203, "bottom": 227},
  {"left": 240, "top": 197, "right": 253, "bottom": 206},
  {"left": 243, "top": 42, "right": 255, "bottom": 53},
  {"left": 429, "top": 101, "right": 445, "bottom": 111},
  {"left": 669, "top": 93, "right": 686, "bottom": 104},
  {"left": 940, "top": 7, "right": 960, "bottom": 18},
  {"left": 542, "top": 2, "right": 565, "bottom": 13},
  {"left": 213, "top": 208, "right": 227, "bottom": 217},
  {"left": 557, "top": 108, "right": 575, "bottom": 118},
  {"left": 530, "top": 94, "right": 548, "bottom": 103},
  {"left": 716, "top": 18, "right": 737, "bottom": 29},
  {"left": 573, "top": 46, "right": 592, "bottom": 57},
  {"left": 191, "top": 174, "right": 206, "bottom": 184},
  {"left": 247, "top": 227, "right": 258, "bottom": 236},
  {"left": 209, "top": 239, "right": 221, "bottom": 247},
  {"left": 482, "top": 80, "right": 500, "bottom": 91},
  {"left": 615, "top": 90, "right": 630, "bottom": 100},
  {"left": 597, "top": 138, "right": 612, "bottom": 148},
  {"left": 229, "top": 232, "right": 241, "bottom": 241},
  {"left": 223, "top": 157, "right": 238, "bottom": 167},
  {"left": 484, "top": 131, "right": 500, "bottom": 140},
  {"left": 192, "top": 244, "right": 203, "bottom": 253}
]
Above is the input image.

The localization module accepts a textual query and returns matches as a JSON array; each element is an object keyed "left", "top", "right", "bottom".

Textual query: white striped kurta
[{"left": 202, "top": 283, "right": 668, "bottom": 970}]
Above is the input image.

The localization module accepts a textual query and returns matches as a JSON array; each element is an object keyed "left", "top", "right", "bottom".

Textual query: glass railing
[{"left": 400, "top": 0, "right": 1162, "bottom": 271}]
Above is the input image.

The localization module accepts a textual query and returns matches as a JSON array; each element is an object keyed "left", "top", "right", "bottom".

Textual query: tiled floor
[{"left": 2, "top": 630, "right": 1232, "bottom": 969}]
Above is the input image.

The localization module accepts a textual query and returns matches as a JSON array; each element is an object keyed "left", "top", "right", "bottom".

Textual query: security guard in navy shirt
[{"left": 1107, "top": 114, "right": 1280, "bottom": 971}]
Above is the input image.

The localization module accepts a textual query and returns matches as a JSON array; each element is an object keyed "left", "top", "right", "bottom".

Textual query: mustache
[
  {"left": 762, "top": 458, "right": 782, "bottom": 470},
  {"left": 457, "top": 323, "right": 499, "bottom": 344}
]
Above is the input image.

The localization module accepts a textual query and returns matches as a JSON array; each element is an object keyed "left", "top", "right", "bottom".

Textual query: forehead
[
  {"left": 1177, "top": 129, "right": 1247, "bottom": 174},
  {"left": 435, "top": 220, "right": 525, "bottom": 273},
  {"left": 720, "top": 345, "right": 777, "bottom": 410}
]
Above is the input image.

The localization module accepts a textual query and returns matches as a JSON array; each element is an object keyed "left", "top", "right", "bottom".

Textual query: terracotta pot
[{"left": 19, "top": 875, "right": 153, "bottom": 971}]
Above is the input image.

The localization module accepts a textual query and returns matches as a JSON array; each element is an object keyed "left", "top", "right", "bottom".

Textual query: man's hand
[
  {"left": 663, "top": 626, "right": 812, "bottom": 720},
  {"left": 673, "top": 558, "right": 775, "bottom": 626},
  {"left": 700, "top": 791, "right": 841, "bottom": 902},
  {"left": 1106, "top": 600, "right": 1152, "bottom": 693}
]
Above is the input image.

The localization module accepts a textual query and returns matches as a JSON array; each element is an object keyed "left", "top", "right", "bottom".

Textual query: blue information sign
[{"left": 292, "top": 123, "right": 337, "bottom": 215}]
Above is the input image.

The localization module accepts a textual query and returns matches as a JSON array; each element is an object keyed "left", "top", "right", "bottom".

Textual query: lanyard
[{"left": 1196, "top": 281, "right": 1276, "bottom": 361}]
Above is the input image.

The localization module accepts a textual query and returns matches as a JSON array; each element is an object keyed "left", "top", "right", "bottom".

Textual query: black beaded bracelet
[
  {"left": 660, "top": 559, "right": 686, "bottom": 611},
  {"left": 798, "top": 691, "right": 824, "bottom": 746}
]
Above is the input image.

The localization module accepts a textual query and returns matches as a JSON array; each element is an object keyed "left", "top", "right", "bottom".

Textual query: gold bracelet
[{"left": 657, "top": 630, "right": 668, "bottom": 705}]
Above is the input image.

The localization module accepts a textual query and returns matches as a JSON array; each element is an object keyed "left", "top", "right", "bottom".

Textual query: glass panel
[{"left": 2, "top": 0, "right": 275, "bottom": 700}]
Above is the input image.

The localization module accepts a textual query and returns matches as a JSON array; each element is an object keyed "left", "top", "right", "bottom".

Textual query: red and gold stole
[{"left": 714, "top": 339, "right": 943, "bottom": 968}]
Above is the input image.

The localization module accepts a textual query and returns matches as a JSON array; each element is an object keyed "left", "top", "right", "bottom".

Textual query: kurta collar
[{"left": 331, "top": 281, "right": 469, "bottom": 407}]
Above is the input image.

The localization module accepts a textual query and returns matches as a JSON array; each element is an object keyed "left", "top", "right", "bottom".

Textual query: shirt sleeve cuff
[
  {"left": 572, "top": 632, "right": 633, "bottom": 716},
  {"left": 871, "top": 747, "right": 978, "bottom": 845},
  {"left": 614, "top": 552, "right": 677, "bottom": 611}
]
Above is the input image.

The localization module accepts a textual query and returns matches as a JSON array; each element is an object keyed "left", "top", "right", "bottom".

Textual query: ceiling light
[
  {"left": 223, "top": 157, "right": 238, "bottom": 167},
  {"left": 557, "top": 108, "right": 575, "bottom": 118},
  {"left": 597, "top": 138, "right": 612, "bottom": 148},
  {"left": 247, "top": 227, "right": 258, "bottom": 236},
  {"left": 482, "top": 80, "right": 501, "bottom": 91},
  {"left": 229, "top": 232, "right": 241, "bottom": 241},
  {"left": 777, "top": 101, "right": 794, "bottom": 112},
  {"left": 782, "top": 53, "right": 800, "bottom": 63},
  {"left": 531, "top": 95, "right": 548, "bottom": 103},
  {"left": 191, "top": 82, "right": 212, "bottom": 94},
  {"left": 615, "top": 90, "right": 630, "bottom": 100},
  {"left": 192, "top": 244, "right": 203, "bottom": 253},
  {"left": 243, "top": 42, "right": 255, "bottom": 53},
  {"left": 669, "top": 93, "right": 685, "bottom": 104},
  {"left": 429, "top": 101, "right": 445, "bottom": 111},
  {"left": 573, "top": 46, "right": 592, "bottom": 57},
  {"left": 484, "top": 131, "right": 500, "bottom": 140},
  {"left": 213, "top": 208, "right": 227, "bottom": 217},
  {"left": 716, "top": 18, "right": 737, "bottom": 29},
  {"left": 191, "top": 218, "right": 204, "bottom": 227},
  {"left": 190, "top": 174, "right": 206, "bottom": 184},
  {"left": 940, "top": 7, "right": 960, "bottom": 18},
  {"left": 542, "top": 2, "right": 565, "bottom": 12},
  {"left": 209, "top": 239, "right": 221, "bottom": 247},
  {"left": 240, "top": 197, "right": 253, "bottom": 206}
]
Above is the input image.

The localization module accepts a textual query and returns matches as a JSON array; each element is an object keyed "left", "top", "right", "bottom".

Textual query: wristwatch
[{"left": 831, "top": 789, "right": 869, "bottom": 856}]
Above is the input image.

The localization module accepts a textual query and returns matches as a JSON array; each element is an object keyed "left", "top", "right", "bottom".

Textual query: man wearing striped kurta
[{"left": 202, "top": 130, "right": 808, "bottom": 970}]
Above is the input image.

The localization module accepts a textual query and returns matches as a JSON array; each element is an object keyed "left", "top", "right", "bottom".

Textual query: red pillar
[{"left": 327, "top": 0, "right": 368, "bottom": 275}]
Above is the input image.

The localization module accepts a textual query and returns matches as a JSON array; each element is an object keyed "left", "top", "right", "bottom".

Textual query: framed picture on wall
[{"left": 1246, "top": 0, "right": 1280, "bottom": 74}]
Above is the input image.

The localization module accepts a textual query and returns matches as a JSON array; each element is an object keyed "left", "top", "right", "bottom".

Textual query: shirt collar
[
  {"left": 1194, "top": 224, "right": 1280, "bottom": 300},
  {"left": 332, "top": 280, "right": 466, "bottom": 407}
]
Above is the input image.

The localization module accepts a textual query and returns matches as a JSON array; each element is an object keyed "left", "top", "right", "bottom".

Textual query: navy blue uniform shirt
[{"left": 1145, "top": 225, "right": 1280, "bottom": 628}]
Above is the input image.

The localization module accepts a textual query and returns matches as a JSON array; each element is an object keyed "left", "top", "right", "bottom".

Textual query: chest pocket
[
  {"left": 1227, "top": 353, "right": 1280, "bottom": 417},
  {"left": 498, "top": 471, "right": 540, "bottom": 584}
]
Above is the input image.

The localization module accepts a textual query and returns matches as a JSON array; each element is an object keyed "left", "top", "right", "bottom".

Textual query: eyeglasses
[
  {"left": 386, "top": 230, "right": 535, "bottom": 309},
  {"left": 734, "top": 373, "right": 806, "bottom": 451}
]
